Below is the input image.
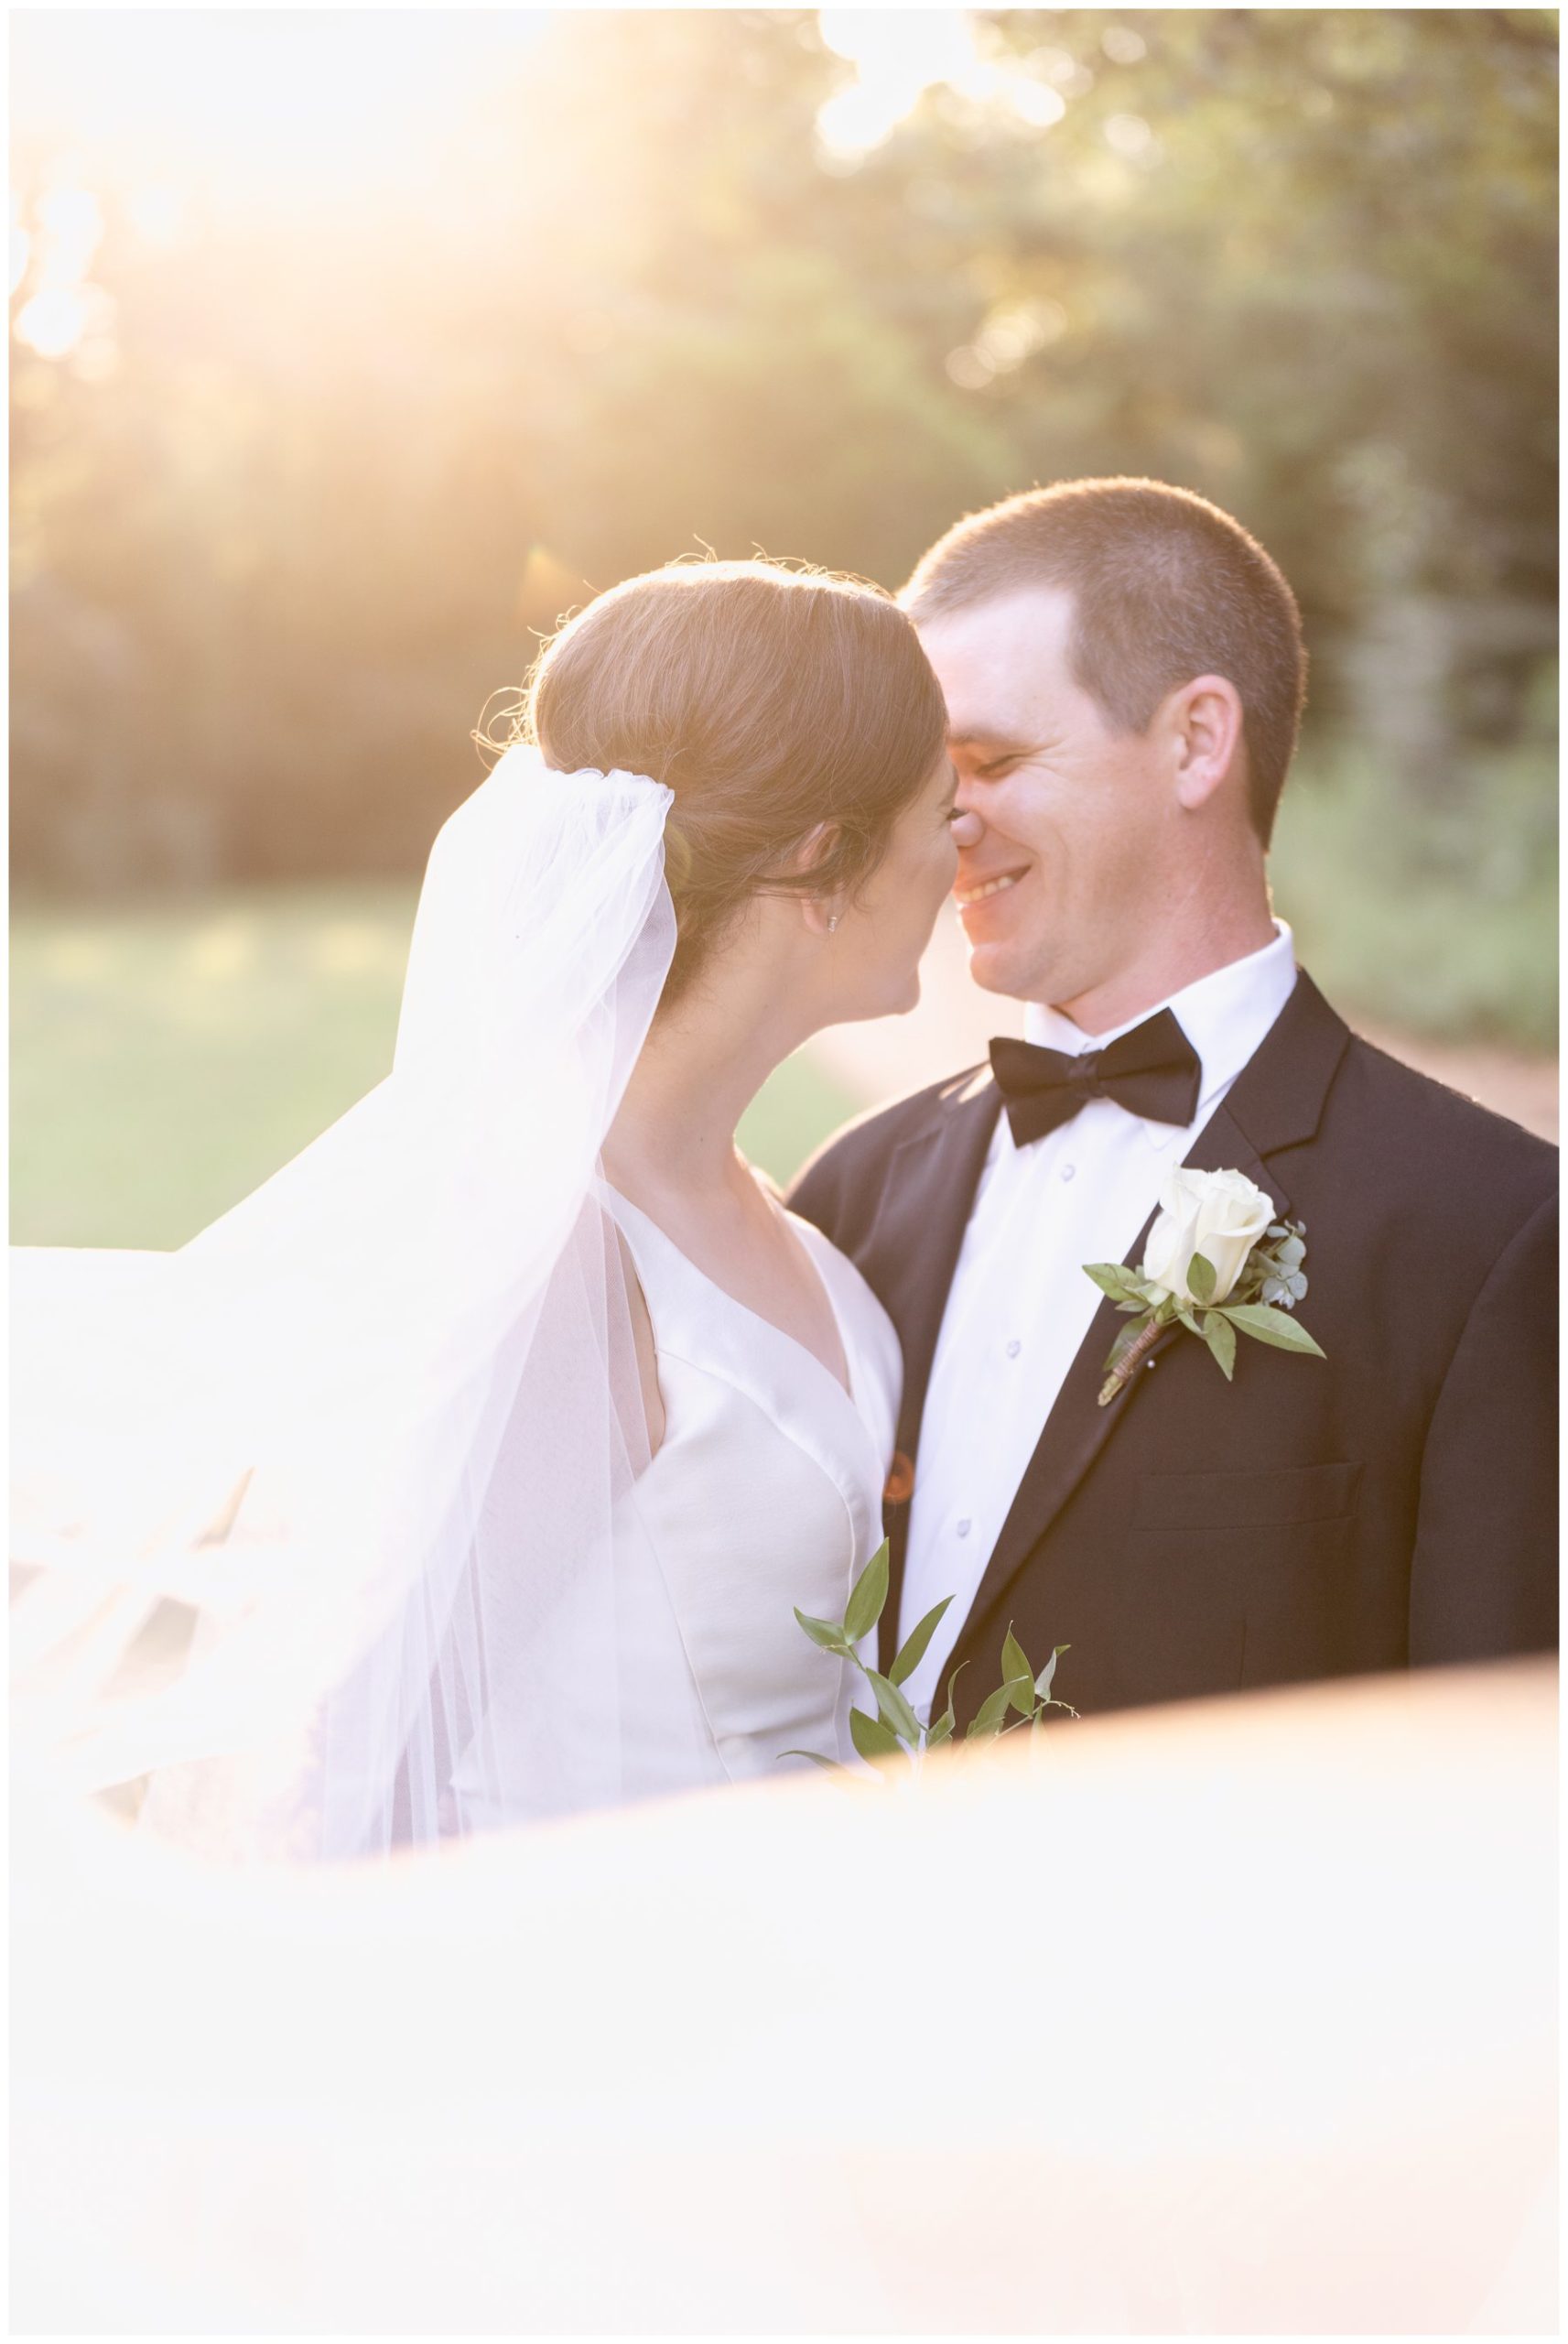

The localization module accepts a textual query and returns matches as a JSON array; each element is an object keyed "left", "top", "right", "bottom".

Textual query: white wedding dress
[
  {"left": 449, "top": 1180, "right": 901, "bottom": 1824},
  {"left": 13, "top": 749, "right": 903, "bottom": 1853}
]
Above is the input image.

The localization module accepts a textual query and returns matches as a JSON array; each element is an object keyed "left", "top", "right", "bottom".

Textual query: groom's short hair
[{"left": 901, "top": 478, "right": 1307, "bottom": 845}]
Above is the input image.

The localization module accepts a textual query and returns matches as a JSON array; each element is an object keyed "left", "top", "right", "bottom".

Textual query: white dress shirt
[{"left": 897, "top": 923, "right": 1300, "bottom": 1720}]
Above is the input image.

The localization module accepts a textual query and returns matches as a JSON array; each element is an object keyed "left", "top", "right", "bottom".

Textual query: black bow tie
[{"left": 989, "top": 1008, "right": 1203, "bottom": 1148}]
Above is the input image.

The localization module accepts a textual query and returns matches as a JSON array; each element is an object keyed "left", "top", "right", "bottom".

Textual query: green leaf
[
  {"left": 1187, "top": 1250, "right": 1217, "bottom": 1304},
  {"left": 795, "top": 1607, "right": 850, "bottom": 1655},
  {"left": 889, "top": 1595, "right": 952, "bottom": 1687},
  {"left": 1177, "top": 1306, "right": 1204, "bottom": 1337},
  {"left": 866, "top": 1668, "right": 922, "bottom": 1748},
  {"left": 1225, "top": 1303, "right": 1326, "bottom": 1358},
  {"left": 1083, "top": 1262, "right": 1144, "bottom": 1304},
  {"left": 1000, "top": 1626, "right": 1034, "bottom": 1716},
  {"left": 1204, "top": 1309, "right": 1238, "bottom": 1381},
  {"left": 965, "top": 1681, "right": 1015, "bottom": 1740},
  {"left": 779, "top": 1749, "right": 842, "bottom": 1770},
  {"left": 849, "top": 1704, "right": 903, "bottom": 1763},
  {"left": 924, "top": 1663, "right": 967, "bottom": 1751},
  {"left": 843, "top": 1539, "right": 890, "bottom": 1644},
  {"left": 1034, "top": 1643, "right": 1068, "bottom": 1700}
]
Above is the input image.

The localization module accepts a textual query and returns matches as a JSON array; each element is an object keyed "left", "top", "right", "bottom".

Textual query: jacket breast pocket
[
  {"left": 1130, "top": 1462, "right": 1362, "bottom": 1573},
  {"left": 1133, "top": 1460, "right": 1362, "bottom": 1531}
]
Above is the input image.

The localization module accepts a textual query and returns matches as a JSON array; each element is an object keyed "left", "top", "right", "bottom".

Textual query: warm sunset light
[
  {"left": 11, "top": 11, "right": 550, "bottom": 196},
  {"left": 8, "top": 11, "right": 1558, "bottom": 2338},
  {"left": 815, "top": 7, "right": 1069, "bottom": 158}
]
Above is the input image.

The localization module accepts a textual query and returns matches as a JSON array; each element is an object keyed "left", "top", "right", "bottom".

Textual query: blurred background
[{"left": 11, "top": 7, "right": 1558, "bottom": 1247}]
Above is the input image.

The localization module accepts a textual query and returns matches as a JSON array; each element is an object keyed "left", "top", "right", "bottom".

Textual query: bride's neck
[{"left": 606, "top": 965, "right": 812, "bottom": 1195}]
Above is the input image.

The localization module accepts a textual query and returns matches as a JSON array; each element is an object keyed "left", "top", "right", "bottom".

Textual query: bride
[{"left": 11, "top": 558, "right": 957, "bottom": 1858}]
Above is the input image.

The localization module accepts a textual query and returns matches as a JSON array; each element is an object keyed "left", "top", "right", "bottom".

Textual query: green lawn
[
  {"left": 15, "top": 740, "right": 1556, "bottom": 1251},
  {"left": 11, "top": 884, "right": 860, "bottom": 1249}
]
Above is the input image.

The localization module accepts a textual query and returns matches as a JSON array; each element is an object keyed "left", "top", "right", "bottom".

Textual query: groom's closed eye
[
  {"left": 963, "top": 748, "right": 1033, "bottom": 782},
  {"left": 948, "top": 730, "right": 1035, "bottom": 781}
]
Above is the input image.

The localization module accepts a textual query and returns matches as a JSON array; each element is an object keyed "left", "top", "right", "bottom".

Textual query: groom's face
[{"left": 916, "top": 585, "right": 1175, "bottom": 1018}]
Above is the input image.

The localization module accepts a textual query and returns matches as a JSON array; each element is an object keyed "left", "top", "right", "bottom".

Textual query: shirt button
[
  {"left": 1060, "top": 1162, "right": 1076, "bottom": 1182},
  {"left": 956, "top": 1518, "right": 972, "bottom": 1538},
  {"left": 1006, "top": 1340, "right": 1022, "bottom": 1358}
]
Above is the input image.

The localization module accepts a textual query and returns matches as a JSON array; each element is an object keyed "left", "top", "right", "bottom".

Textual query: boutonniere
[{"left": 1085, "top": 1166, "right": 1325, "bottom": 1407}]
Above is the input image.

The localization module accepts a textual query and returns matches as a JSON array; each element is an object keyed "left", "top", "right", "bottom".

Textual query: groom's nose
[{"left": 949, "top": 807, "right": 986, "bottom": 851}]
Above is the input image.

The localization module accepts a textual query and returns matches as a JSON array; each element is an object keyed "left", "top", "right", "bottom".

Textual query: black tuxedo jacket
[{"left": 788, "top": 971, "right": 1557, "bottom": 1725}]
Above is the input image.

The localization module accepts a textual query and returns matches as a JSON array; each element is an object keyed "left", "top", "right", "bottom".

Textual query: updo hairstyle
[{"left": 514, "top": 559, "right": 947, "bottom": 1005}]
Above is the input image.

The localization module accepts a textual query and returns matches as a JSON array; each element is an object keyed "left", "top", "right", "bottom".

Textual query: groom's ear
[{"left": 1167, "top": 673, "right": 1246, "bottom": 814}]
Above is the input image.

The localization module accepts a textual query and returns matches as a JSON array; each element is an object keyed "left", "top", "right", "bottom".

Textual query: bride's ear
[{"left": 790, "top": 820, "right": 845, "bottom": 937}]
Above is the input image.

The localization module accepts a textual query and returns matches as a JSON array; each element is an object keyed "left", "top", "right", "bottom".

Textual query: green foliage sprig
[{"left": 784, "top": 1540, "right": 1075, "bottom": 1774}]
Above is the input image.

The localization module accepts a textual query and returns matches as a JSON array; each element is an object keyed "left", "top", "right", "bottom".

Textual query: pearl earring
[{"left": 827, "top": 913, "right": 839, "bottom": 933}]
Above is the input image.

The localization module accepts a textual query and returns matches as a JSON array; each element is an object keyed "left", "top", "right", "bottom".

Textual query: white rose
[{"left": 1141, "top": 1166, "right": 1275, "bottom": 1308}]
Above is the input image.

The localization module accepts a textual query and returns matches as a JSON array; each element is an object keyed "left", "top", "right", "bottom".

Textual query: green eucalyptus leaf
[
  {"left": 965, "top": 1682, "right": 1014, "bottom": 1740},
  {"left": 795, "top": 1607, "right": 850, "bottom": 1655},
  {"left": 925, "top": 1663, "right": 966, "bottom": 1751},
  {"left": 1034, "top": 1644, "right": 1068, "bottom": 1699},
  {"left": 1000, "top": 1626, "right": 1033, "bottom": 1689},
  {"left": 1226, "top": 1303, "right": 1326, "bottom": 1357},
  {"left": 1083, "top": 1262, "right": 1141, "bottom": 1303},
  {"left": 1187, "top": 1251, "right": 1217, "bottom": 1303},
  {"left": 890, "top": 1595, "right": 952, "bottom": 1687},
  {"left": 1204, "top": 1309, "right": 1238, "bottom": 1381},
  {"left": 867, "top": 1668, "right": 922, "bottom": 1748},
  {"left": 843, "top": 1540, "right": 890, "bottom": 1643},
  {"left": 849, "top": 1704, "right": 903, "bottom": 1763},
  {"left": 780, "top": 1749, "right": 843, "bottom": 1770},
  {"left": 1000, "top": 1625, "right": 1035, "bottom": 1718}
]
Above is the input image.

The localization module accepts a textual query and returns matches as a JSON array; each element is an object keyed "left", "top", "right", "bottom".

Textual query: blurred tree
[{"left": 8, "top": 7, "right": 1557, "bottom": 887}]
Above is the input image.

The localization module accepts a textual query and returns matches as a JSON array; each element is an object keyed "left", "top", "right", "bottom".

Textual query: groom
[{"left": 790, "top": 479, "right": 1557, "bottom": 1726}]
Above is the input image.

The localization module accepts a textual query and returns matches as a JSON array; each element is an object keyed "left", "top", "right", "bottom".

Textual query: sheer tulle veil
[{"left": 11, "top": 744, "right": 683, "bottom": 1857}]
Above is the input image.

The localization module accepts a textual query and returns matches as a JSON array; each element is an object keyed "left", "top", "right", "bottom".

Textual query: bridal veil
[{"left": 11, "top": 745, "right": 691, "bottom": 1856}]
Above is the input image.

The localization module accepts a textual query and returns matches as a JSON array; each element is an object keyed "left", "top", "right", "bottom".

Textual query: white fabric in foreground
[{"left": 10, "top": 1661, "right": 1554, "bottom": 2333}]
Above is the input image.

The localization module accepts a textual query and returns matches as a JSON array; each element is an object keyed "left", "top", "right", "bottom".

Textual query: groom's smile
[{"left": 954, "top": 864, "right": 1027, "bottom": 911}]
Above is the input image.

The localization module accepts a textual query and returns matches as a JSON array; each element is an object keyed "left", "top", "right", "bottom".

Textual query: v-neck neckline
[{"left": 599, "top": 1180, "right": 857, "bottom": 1407}]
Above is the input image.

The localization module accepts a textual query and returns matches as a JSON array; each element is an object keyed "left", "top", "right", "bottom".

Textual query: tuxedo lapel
[
  {"left": 942, "top": 972, "right": 1350, "bottom": 1685},
  {"left": 857, "top": 1066, "right": 1000, "bottom": 1667}
]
